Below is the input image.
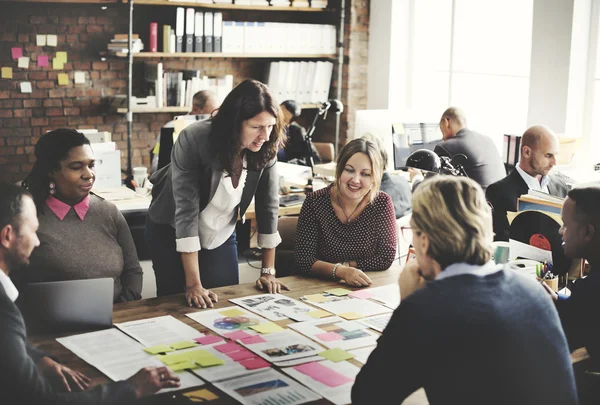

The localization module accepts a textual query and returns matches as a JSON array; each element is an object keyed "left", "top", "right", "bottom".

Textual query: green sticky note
[
  {"left": 307, "top": 309, "right": 332, "bottom": 319},
  {"left": 57, "top": 73, "right": 69, "bottom": 86},
  {"left": 157, "top": 353, "right": 188, "bottom": 365},
  {"left": 1, "top": 67, "right": 12, "bottom": 79},
  {"left": 170, "top": 341, "right": 197, "bottom": 350},
  {"left": 143, "top": 344, "right": 174, "bottom": 355},
  {"left": 170, "top": 360, "right": 199, "bottom": 371},
  {"left": 56, "top": 51, "right": 67, "bottom": 63},
  {"left": 196, "top": 355, "right": 225, "bottom": 367},
  {"left": 319, "top": 348, "right": 355, "bottom": 362},
  {"left": 220, "top": 308, "right": 246, "bottom": 317},
  {"left": 52, "top": 58, "right": 64, "bottom": 70},
  {"left": 183, "top": 349, "right": 214, "bottom": 362},
  {"left": 325, "top": 288, "right": 352, "bottom": 296},
  {"left": 304, "top": 294, "right": 329, "bottom": 303},
  {"left": 339, "top": 312, "right": 365, "bottom": 320},
  {"left": 249, "top": 322, "right": 285, "bottom": 334}
]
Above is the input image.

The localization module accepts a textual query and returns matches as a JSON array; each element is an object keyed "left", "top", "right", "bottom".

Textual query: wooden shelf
[
  {"left": 113, "top": 52, "right": 335, "bottom": 59},
  {"left": 120, "top": 0, "right": 330, "bottom": 12},
  {"left": 0, "top": 0, "right": 116, "bottom": 3},
  {"left": 117, "top": 103, "right": 322, "bottom": 113}
]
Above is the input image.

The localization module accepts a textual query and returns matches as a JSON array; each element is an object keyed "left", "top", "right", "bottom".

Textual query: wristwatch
[{"left": 260, "top": 267, "right": 276, "bottom": 276}]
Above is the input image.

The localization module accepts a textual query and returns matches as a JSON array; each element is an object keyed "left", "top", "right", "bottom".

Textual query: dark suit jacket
[
  {"left": 380, "top": 172, "right": 412, "bottom": 218},
  {"left": 0, "top": 283, "right": 136, "bottom": 404},
  {"left": 485, "top": 169, "right": 569, "bottom": 241},
  {"left": 434, "top": 128, "right": 506, "bottom": 191}
]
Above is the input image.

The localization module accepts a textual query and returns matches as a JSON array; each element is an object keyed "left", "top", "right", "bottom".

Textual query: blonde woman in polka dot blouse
[{"left": 294, "top": 138, "right": 398, "bottom": 287}]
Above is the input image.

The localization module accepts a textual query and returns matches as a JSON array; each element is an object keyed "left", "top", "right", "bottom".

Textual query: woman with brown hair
[{"left": 146, "top": 79, "right": 288, "bottom": 308}]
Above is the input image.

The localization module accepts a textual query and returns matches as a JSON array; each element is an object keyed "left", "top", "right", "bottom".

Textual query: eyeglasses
[{"left": 400, "top": 226, "right": 413, "bottom": 246}]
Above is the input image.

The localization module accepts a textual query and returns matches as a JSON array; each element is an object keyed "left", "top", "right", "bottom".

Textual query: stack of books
[{"left": 107, "top": 34, "right": 144, "bottom": 55}]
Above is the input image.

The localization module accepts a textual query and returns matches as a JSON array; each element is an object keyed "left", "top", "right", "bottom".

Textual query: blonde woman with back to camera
[
  {"left": 293, "top": 138, "right": 397, "bottom": 286},
  {"left": 352, "top": 176, "right": 578, "bottom": 405}
]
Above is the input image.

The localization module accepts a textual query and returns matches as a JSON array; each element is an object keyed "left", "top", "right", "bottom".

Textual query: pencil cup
[
  {"left": 537, "top": 276, "right": 559, "bottom": 292},
  {"left": 493, "top": 242, "right": 510, "bottom": 264}
]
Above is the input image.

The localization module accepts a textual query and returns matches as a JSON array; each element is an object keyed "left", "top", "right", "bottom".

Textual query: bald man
[
  {"left": 486, "top": 125, "right": 570, "bottom": 241},
  {"left": 434, "top": 107, "right": 506, "bottom": 191}
]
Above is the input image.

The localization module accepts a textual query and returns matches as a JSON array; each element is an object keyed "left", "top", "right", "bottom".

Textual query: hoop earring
[{"left": 49, "top": 181, "right": 56, "bottom": 195}]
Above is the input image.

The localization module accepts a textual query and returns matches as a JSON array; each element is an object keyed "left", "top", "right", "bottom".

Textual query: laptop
[{"left": 21, "top": 278, "right": 114, "bottom": 333}]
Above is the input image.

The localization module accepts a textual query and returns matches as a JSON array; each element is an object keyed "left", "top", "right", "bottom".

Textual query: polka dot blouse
[{"left": 294, "top": 184, "right": 398, "bottom": 274}]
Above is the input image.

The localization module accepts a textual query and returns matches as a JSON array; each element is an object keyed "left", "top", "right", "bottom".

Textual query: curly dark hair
[
  {"left": 21, "top": 128, "right": 90, "bottom": 211},
  {"left": 210, "top": 79, "right": 285, "bottom": 174}
]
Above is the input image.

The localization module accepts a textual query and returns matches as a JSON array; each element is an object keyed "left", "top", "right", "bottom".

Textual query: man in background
[
  {"left": 486, "top": 125, "right": 569, "bottom": 241},
  {"left": 277, "top": 100, "right": 321, "bottom": 167},
  {"left": 151, "top": 90, "right": 218, "bottom": 172},
  {"left": 434, "top": 107, "right": 506, "bottom": 192}
]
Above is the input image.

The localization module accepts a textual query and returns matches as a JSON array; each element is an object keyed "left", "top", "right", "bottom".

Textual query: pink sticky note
[
  {"left": 194, "top": 335, "right": 223, "bottom": 345},
  {"left": 224, "top": 330, "right": 253, "bottom": 341},
  {"left": 226, "top": 349, "right": 256, "bottom": 362},
  {"left": 240, "top": 335, "right": 267, "bottom": 345},
  {"left": 37, "top": 55, "right": 49, "bottom": 67},
  {"left": 348, "top": 290, "right": 375, "bottom": 300},
  {"left": 295, "top": 362, "right": 354, "bottom": 387},
  {"left": 240, "top": 357, "right": 270, "bottom": 370},
  {"left": 11, "top": 48, "right": 22, "bottom": 59},
  {"left": 315, "top": 332, "right": 343, "bottom": 342},
  {"left": 214, "top": 342, "right": 241, "bottom": 354}
]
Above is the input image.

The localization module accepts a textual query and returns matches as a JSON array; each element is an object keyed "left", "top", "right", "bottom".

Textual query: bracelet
[{"left": 332, "top": 263, "right": 342, "bottom": 280}]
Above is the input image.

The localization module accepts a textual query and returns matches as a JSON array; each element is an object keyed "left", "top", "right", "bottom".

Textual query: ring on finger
[{"left": 159, "top": 372, "right": 166, "bottom": 381}]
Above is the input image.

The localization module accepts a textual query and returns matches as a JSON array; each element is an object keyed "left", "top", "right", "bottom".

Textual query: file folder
[
  {"left": 213, "top": 12, "right": 223, "bottom": 53},
  {"left": 185, "top": 8, "right": 195, "bottom": 52},
  {"left": 194, "top": 11, "right": 204, "bottom": 52},
  {"left": 204, "top": 12, "right": 214, "bottom": 52},
  {"left": 175, "top": 7, "right": 184, "bottom": 52}
]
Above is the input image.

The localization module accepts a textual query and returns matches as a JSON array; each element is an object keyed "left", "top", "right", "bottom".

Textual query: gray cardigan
[{"left": 148, "top": 120, "right": 281, "bottom": 250}]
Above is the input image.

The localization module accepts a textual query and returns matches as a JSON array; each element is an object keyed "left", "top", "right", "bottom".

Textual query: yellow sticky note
[
  {"left": 319, "top": 348, "right": 355, "bottom": 362},
  {"left": 56, "top": 51, "right": 67, "bottom": 63},
  {"left": 18, "top": 57, "right": 29, "bottom": 69},
  {"left": 36, "top": 35, "right": 46, "bottom": 46},
  {"left": 220, "top": 308, "right": 246, "bottom": 317},
  {"left": 1, "top": 67, "right": 12, "bottom": 79},
  {"left": 157, "top": 353, "right": 188, "bottom": 365},
  {"left": 183, "top": 388, "right": 219, "bottom": 401},
  {"left": 143, "top": 344, "right": 174, "bottom": 355},
  {"left": 325, "top": 288, "right": 352, "bottom": 296},
  {"left": 170, "top": 360, "right": 199, "bottom": 371},
  {"left": 195, "top": 355, "right": 225, "bottom": 367},
  {"left": 169, "top": 341, "right": 197, "bottom": 350},
  {"left": 249, "top": 322, "right": 285, "bottom": 334},
  {"left": 304, "top": 294, "right": 329, "bottom": 303},
  {"left": 307, "top": 309, "right": 332, "bottom": 319},
  {"left": 339, "top": 312, "right": 365, "bottom": 320},
  {"left": 47, "top": 34, "right": 57, "bottom": 47},
  {"left": 183, "top": 349, "right": 213, "bottom": 362},
  {"left": 58, "top": 73, "right": 69, "bottom": 85},
  {"left": 53, "top": 58, "right": 64, "bottom": 70}
]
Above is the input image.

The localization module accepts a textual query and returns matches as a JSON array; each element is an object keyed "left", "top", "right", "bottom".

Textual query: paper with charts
[
  {"left": 239, "top": 329, "right": 325, "bottom": 363},
  {"left": 349, "top": 346, "right": 376, "bottom": 365},
  {"left": 287, "top": 316, "right": 379, "bottom": 351},
  {"left": 213, "top": 368, "right": 321, "bottom": 405},
  {"left": 283, "top": 360, "right": 361, "bottom": 405},
  {"left": 56, "top": 328, "right": 203, "bottom": 393},
  {"left": 300, "top": 292, "right": 392, "bottom": 319},
  {"left": 357, "top": 312, "right": 392, "bottom": 333},
  {"left": 186, "top": 306, "right": 272, "bottom": 337},
  {"left": 366, "top": 284, "right": 401, "bottom": 309},
  {"left": 229, "top": 293, "right": 321, "bottom": 321},
  {"left": 114, "top": 315, "right": 203, "bottom": 347}
]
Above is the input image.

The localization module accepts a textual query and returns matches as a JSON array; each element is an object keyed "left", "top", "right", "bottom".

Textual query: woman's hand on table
[
  {"left": 256, "top": 274, "right": 290, "bottom": 294},
  {"left": 185, "top": 284, "right": 218, "bottom": 308},
  {"left": 337, "top": 265, "right": 372, "bottom": 287}
]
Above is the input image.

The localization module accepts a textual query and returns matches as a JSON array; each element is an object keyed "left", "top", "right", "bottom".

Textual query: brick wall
[{"left": 0, "top": 0, "right": 369, "bottom": 183}]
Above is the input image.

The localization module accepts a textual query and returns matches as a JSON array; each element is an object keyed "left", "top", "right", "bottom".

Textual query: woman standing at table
[
  {"left": 146, "top": 79, "right": 288, "bottom": 308},
  {"left": 293, "top": 138, "right": 397, "bottom": 286},
  {"left": 21, "top": 129, "right": 143, "bottom": 302}
]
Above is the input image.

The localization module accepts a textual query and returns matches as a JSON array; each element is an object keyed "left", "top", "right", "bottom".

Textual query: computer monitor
[{"left": 393, "top": 122, "right": 443, "bottom": 170}]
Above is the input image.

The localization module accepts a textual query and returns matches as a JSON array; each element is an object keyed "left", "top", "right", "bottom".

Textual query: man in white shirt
[{"left": 486, "top": 125, "right": 570, "bottom": 241}]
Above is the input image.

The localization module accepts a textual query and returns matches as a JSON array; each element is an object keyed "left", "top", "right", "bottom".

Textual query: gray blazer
[{"left": 148, "top": 120, "right": 280, "bottom": 246}]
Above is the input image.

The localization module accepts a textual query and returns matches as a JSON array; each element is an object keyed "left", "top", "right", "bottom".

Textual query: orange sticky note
[
  {"left": 307, "top": 310, "right": 332, "bottom": 319},
  {"left": 339, "top": 312, "right": 365, "bottom": 320}
]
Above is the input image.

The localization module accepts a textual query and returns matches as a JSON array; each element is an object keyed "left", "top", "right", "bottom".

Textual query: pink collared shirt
[{"left": 46, "top": 195, "right": 91, "bottom": 221}]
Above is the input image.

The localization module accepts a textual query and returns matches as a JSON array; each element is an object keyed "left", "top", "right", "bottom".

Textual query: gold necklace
[{"left": 336, "top": 187, "right": 364, "bottom": 224}]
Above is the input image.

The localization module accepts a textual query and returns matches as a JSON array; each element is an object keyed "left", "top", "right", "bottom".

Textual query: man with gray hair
[
  {"left": 434, "top": 107, "right": 506, "bottom": 191},
  {"left": 486, "top": 125, "right": 569, "bottom": 241}
]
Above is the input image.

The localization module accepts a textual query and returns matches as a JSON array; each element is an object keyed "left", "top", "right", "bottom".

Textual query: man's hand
[
  {"left": 126, "top": 366, "right": 180, "bottom": 398},
  {"left": 185, "top": 284, "right": 218, "bottom": 308},
  {"left": 37, "top": 357, "right": 90, "bottom": 392},
  {"left": 256, "top": 274, "right": 290, "bottom": 294},
  {"left": 399, "top": 259, "right": 427, "bottom": 299}
]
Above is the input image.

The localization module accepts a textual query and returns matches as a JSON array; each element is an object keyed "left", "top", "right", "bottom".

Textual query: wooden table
[{"left": 28, "top": 265, "right": 403, "bottom": 405}]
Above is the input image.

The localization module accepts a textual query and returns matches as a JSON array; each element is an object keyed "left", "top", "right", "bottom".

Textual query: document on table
[
  {"left": 229, "top": 293, "right": 320, "bottom": 321},
  {"left": 115, "top": 315, "right": 203, "bottom": 347},
  {"left": 287, "top": 316, "right": 379, "bottom": 351},
  {"left": 357, "top": 312, "right": 392, "bottom": 333},
  {"left": 348, "top": 346, "right": 376, "bottom": 364},
  {"left": 56, "top": 328, "right": 204, "bottom": 393},
  {"left": 176, "top": 345, "right": 265, "bottom": 382},
  {"left": 362, "top": 284, "right": 401, "bottom": 309},
  {"left": 239, "top": 330, "right": 325, "bottom": 363},
  {"left": 300, "top": 294, "right": 392, "bottom": 319},
  {"left": 213, "top": 368, "right": 321, "bottom": 405},
  {"left": 282, "top": 360, "right": 360, "bottom": 405},
  {"left": 186, "top": 307, "right": 271, "bottom": 338}
]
